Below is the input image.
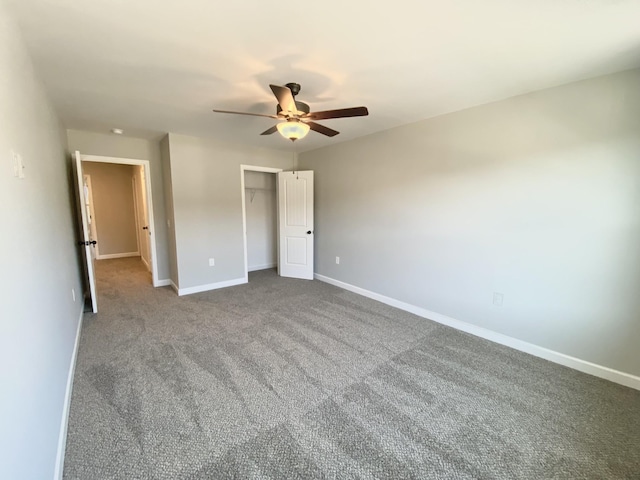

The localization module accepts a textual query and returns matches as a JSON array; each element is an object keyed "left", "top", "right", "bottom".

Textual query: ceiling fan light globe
[{"left": 277, "top": 121, "right": 310, "bottom": 141}]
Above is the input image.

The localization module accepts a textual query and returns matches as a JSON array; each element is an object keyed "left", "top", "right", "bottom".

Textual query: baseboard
[
  {"left": 177, "top": 277, "right": 246, "bottom": 296},
  {"left": 314, "top": 273, "right": 640, "bottom": 391},
  {"left": 54, "top": 306, "right": 84, "bottom": 480},
  {"left": 170, "top": 280, "right": 179, "bottom": 294},
  {"left": 155, "top": 279, "right": 171, "bottom": 287},
  {"left": 96, "top": 252, "right": 139, "bottom": 260},
  {"left": 248, "top": 263, "right": 277, "bottom": 272},
  {"left": 141, "top": 255, "right": 150, "bottom": 272}
]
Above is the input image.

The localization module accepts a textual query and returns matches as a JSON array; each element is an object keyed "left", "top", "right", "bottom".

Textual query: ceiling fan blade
[
  {"left": 260, "top": 125, "right": 278, "bottom": 136},
  {"left": 306, "top": 121, "right": 339, "bottom": 137},
  {"left": 212, "top": 109, "right": 278, "bottom": 119},
  {"left": 270, "top": 84, "right": 296, "bottom": 114},
  {"left": 304, "top": 106, "right": 369, "bottom": 121}
]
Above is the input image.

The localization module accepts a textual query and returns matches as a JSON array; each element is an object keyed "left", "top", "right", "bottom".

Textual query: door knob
[
  {"left": 307, "top": 230, "right": 312, "bottom": 234},
  {"left": 143, "top": 226, "right": 149, "bottom": 230}
]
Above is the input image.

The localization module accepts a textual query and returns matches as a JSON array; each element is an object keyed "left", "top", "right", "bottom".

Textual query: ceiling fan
[{"left": 213, "top": 83, "right": 369, "bottom": 142}]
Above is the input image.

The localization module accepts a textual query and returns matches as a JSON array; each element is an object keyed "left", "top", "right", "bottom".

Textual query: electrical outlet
[
  {"left": 209, "top": 258, "right": 215, "bottom": 267},
  {"left": 336, "top": 256, "right": 340, "bottom": 265},
  {"left": 493, "top": 292, "right": 504, "bottom": 307}
]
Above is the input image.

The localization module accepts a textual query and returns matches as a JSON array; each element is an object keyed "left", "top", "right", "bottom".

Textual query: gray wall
[
  {"left": 0, "top": 5, "right": 83, "bottom": 479},
  {"left": 83, "top": 162, "right": 138, "bottom": 256},
  {"left": 160, "top": 134, "right": 179, "bottom": 284},
  {"left": 67, "top": 129, "right": 170, "bottom": 281},
  {"left": 299, "top": 68, "right": 640, "bottom": 378},
  {"left": 244, "top": 171, "right": 277, "bottom": 271},
  {"left": 167, "top": 134, "right": 292, "bottom": 289}
]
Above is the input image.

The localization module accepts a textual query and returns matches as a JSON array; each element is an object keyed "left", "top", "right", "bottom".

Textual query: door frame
[
  {"left": 240, "top": 165, "right": 283, "bottom": 282},
  {"left": 80, "top": 153, "right": 161, "bottom": 287}
]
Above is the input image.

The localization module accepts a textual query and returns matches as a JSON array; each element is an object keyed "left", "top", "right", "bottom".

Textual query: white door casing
[
  {"left": 278, "top": 170, "right": 314, "bottom": 280},
  {"left": 241, "top": 165, "right": 283, "bottom": 281},
  {"left": 74, "top": 151, "right": 98, "bottom": 313}
]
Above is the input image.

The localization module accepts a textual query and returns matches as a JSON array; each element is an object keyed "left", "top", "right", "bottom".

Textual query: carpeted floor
[{"left": 63, "top": 257, "right": 640, "bottom": 479}]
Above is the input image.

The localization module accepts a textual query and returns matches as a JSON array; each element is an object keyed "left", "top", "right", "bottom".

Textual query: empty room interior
[{"left": 1, "top": 1, "right": 640, "bottom": 479}]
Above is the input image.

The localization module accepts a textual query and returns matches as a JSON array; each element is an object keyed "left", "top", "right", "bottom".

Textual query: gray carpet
[{"left": 63, "top": 257, "right": 640, "bottom": 479}]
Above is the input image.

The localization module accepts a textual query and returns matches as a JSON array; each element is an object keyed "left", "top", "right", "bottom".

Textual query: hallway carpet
[{"left": 63, "top": 258, "right": 640, "bottom": 479}]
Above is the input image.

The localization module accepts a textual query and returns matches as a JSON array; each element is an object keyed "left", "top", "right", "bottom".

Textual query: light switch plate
[
  {"left": 11, "top": 150, "right": 19, "bottom": 177},
  {"left": 18, "top": 155, "right": 25, "bottom": 178},
  {"left": 12, "top": 151, "right": 25, "bottom": 179}
]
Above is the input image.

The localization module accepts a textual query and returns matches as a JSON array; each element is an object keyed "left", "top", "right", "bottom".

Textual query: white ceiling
[{"left": 6, "top": 0, "right": 640, "bottom": 152}]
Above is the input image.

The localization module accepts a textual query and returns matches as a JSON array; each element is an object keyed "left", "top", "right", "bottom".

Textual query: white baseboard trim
[
  {"left": 155, "top": 279, "right": 171, "bottom": 287},
  {"left": 315, "top": 273, "right": 640, "bottom": 391},
  {"left": 96, "top": 251, "right": 139, "bottom": 260},
  {"left": 177, "top": 277, "right": 246, "bottom": 296},
  {"left": 141, "top": 255, "right": 151, "bottom": 272},
  {"left": 170, "top": 280, "right": 179, "bottom": 294},
  {"left": 248, "top": 263, "right": 277, "bottom": 272},
  {"left": 54, "top": 306, "right": 84, "bottom": 479}
]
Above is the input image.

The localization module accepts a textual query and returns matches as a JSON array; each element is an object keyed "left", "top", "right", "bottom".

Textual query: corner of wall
[{"left": 160, "top": 134, "right": 179, "bottom": 286}]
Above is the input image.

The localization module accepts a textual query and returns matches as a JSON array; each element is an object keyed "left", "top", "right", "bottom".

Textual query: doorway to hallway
[{"left": 74, "top": 152, "right": 159, "bottom": 313}]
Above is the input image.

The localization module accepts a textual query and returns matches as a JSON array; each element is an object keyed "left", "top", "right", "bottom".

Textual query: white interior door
[
  {"left": 133, "top": 167, "right": 151, "bottom": 271},
  {"left": 73, "top": 151, "right": 98, "bottom": 313},
  {"left": 83, "top": 174, "right": 99, "bottom": 259},
  {"left": 277, "top": 170, "right": 314, "bottom": 279},
  {"left": 139, "top": 167, "right": 151, "bottom": 269}
]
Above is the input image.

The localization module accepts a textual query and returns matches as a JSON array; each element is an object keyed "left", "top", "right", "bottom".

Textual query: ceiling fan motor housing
[{"left": 285, "top": 82, "right": 301, "bottom": 96}]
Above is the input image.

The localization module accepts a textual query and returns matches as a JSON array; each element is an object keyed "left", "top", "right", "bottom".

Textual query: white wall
[
  {"left": 67, "top": 130, "right": 170, "bottom": 280},
  {"left": 166, "top": 134, "right": 292, "bottom": 290},
  {"left": 299, "top": 68, "right": 640, "bottom": 378},
  {"left": 244, "top": 171, "right": 277, "bottom": 271},
  {"left": 82, "top": 162, "right": 138, "bottom": 256},
  {"left": 0, "top": 5, "right": 83, "bottom": 479}
]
